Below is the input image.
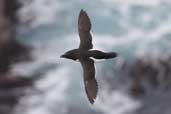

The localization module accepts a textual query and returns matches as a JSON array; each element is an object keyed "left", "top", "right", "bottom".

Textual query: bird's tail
[
  {"left": 89, "top": 50, "right": 117, "bottom": 59},
  {"left": 105, "top": 52, "right": 117, "bottom": 59},
  {"left": 84, "top": 78, "right": 98, "bottom": 104}
]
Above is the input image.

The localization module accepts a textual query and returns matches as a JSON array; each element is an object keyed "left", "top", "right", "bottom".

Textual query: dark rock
[
  {"left": 0, "top": 40, "right": 31, "bottom": 73},
  {"left": 122, "top": 56, "right": 171, "bottom": 96},
  {"left": 4, "top": 0, "right": 21, "bottom": 23},
  {"left": 130, "top": 79, "right": 145, "bottom": 97},
  {"left": 0, "top": 75, "right": 32, "bottom": 89}
]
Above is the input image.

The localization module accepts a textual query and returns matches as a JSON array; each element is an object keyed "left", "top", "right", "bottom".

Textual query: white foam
[
  {"left": 95, "top": 90, "right": 141, "bottom": 114},
  {"left": 19, "top": 0, "right": 64, "bottom": 28},
  {"left": 101, "top": 0, "right": 160, "bottom": 7}
]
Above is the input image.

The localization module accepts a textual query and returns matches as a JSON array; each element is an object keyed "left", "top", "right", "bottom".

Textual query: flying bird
[{"left": 61, "top": 9, "right": 117, "bottom": 104}]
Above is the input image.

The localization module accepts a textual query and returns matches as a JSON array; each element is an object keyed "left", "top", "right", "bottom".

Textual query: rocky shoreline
[{"left": 0, "top": 0, "right": 32, "bottom": 113}]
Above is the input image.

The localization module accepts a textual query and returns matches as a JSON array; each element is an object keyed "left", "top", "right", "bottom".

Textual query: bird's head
[{"left": 60, "top": 50, "right": 77, "bottom": 61}]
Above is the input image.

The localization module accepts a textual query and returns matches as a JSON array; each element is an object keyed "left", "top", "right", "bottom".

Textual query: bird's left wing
[
  {"left": 79, "top": 58, "right": 98, "bottom": 104},
  {"left": 78, "top": 10, "right": 93, "bottom": 50}
]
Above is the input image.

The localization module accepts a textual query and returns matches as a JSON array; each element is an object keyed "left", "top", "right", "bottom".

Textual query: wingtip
[
  {"left": 85, "top": 79, "right": 98, "bottom": 104},
  {"left": 78, "top": 9, "right": 91, "bottom": 32},
  {"left": 80, "top": 9, "right": 87, "bottom": 14},
  {"left": 80, "top": 9, "right": 85, "bottom": 12}
]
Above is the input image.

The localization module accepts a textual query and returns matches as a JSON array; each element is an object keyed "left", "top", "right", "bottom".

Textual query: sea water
[{"left": 13, "top": 0, "right": 171, "bottom": 114}]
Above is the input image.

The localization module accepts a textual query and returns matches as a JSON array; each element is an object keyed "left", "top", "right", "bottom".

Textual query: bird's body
[
  {"left": 61, "top": 9, "right": 117, "bottom": 104},
  {"left": 62, "top": 49, "right": 117, "bottom": 60}
]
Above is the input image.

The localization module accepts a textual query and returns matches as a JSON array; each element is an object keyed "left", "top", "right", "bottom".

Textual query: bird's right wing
[
  {"left": 78, "top": 10, "right": 93, "bottom": 50},
  {"left": 79, "top": 58, "right": 98, "bottom": 104}
]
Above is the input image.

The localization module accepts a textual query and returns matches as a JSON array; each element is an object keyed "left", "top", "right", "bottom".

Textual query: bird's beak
[{"left": 60, "top": 54, "right": 65, "bottom": 58}]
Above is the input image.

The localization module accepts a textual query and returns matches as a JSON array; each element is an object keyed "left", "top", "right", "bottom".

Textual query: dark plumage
[{"left": 61, "top": 9, "right": 117, "bottom": 104}]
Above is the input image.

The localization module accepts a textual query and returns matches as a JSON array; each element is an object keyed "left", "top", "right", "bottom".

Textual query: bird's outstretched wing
[
  {"left": 79, "top": 58, "right": 98, "bottom": 104},
  {"left": 78, "top": 9, "right": 93, "bottom": 50}
]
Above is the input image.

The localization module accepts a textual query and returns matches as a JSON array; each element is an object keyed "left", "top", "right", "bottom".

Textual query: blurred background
[{"left": 1, "top": 0, "right": 171, "bottom": 114}]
